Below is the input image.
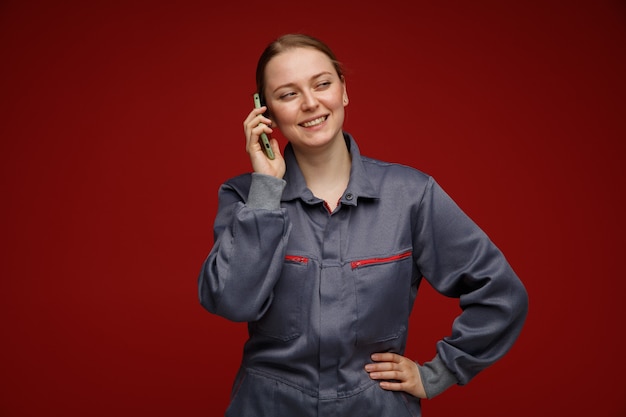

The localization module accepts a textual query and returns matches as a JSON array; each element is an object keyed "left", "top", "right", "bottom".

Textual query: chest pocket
[
  {"left": 352, "top": 250, "right": 413, "bottom": 345},
  {"left": 250, "top": 255, "right": 310, "bottom": 341}
]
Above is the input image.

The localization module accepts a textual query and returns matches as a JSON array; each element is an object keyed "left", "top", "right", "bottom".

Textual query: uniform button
[{"left": 345, "top": 193, "right": 354, "bottom": 200}]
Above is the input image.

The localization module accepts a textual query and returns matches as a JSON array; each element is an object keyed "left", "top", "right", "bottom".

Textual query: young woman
[{"left": 198, "top": 33, "right": 528, "bottom": 417}]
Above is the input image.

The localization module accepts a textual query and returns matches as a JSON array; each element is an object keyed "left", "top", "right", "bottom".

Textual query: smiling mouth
[{"left": 300, "top": 116, "right": 328, "bottom": 127}]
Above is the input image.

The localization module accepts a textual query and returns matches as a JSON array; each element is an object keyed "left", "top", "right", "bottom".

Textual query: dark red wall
[{"left": 1, "top": 1, "right": 624, "bottom": 416}]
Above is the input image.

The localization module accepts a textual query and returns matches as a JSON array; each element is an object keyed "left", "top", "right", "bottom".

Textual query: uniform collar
[{"left": 281, "top": 132, "right": 379, "bottom": 206}]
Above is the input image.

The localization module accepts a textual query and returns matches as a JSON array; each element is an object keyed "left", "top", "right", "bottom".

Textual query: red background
[{"left": 1, "top": 1, "right": 625, "bottom": 416}]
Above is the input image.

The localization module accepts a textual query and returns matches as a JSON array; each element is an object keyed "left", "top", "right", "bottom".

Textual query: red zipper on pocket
[
  {"left": 351, "top": 250, "right": 412, "bottom": 269},
  {"left": 285, "top": 255, "right": 309, "bottom": 264}
]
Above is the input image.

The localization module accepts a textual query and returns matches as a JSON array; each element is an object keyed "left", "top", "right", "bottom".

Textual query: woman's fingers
[
  {"left": 243, "top": 107, "right": 271, "bottom": 135},
  {"left": 241, "top": 106, "right": 285, "bottom": 178},
  {"left": 365, "top": 352, "right": 426, "bottom": 398},
  {"left": 244, "top": 109, "right": 273, "bottom": 151}
]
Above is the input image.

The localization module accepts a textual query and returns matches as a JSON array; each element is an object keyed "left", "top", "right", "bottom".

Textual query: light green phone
[{"left": 253, "top": 93, "right": 275, "bottom": 160}]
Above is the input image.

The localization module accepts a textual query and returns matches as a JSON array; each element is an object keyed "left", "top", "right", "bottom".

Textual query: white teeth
[{"left": 302, "top": 116, "right": 326, "bottom": 127}]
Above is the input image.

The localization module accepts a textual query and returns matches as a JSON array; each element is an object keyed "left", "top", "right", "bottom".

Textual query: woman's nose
[{"left": 301, "top": 92, "right": 319, "bottom": 111}]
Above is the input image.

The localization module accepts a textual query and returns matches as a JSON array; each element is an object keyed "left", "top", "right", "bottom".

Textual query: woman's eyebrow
[{"left": 272, "top": 71, "right": 333, "bottom": 93}]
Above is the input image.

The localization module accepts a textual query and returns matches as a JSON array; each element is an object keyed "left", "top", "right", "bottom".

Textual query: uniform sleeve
[
  {"left": 414, "top": 177, "right": 529, "bottom": 398},
  {"left": 197, "top": 173, "right": 291, "bottom": 322}
]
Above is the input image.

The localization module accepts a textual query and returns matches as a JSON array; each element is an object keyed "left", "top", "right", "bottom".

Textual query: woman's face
[{"left": 263, "top": 47, "right": 348, "bottom": 152}]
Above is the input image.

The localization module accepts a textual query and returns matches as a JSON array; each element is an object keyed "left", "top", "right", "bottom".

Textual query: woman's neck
[{"left": 292, "top": 137, "right": 352, "bottom": 210}]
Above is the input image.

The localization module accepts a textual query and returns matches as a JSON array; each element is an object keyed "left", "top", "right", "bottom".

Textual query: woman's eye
[
  {"left": 317, "top": 81, "right": 331, "bottom": 89},
  {"left": 279, "top": 92, "right": 296, "bottom": 100}
]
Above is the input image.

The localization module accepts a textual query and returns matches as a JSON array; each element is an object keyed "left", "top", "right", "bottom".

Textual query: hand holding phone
[{"left": 253, "top": 93, "right": 275, "bottom": 160}]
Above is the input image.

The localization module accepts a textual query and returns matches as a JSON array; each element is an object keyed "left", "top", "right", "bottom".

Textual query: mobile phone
[{"left": 253, "top": 93, "right": 275, "bottom": 160}]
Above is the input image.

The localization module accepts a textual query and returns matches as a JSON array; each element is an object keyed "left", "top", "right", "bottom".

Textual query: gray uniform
[{"left": 198, "top": 133, "right": 528, "bottom": 417}]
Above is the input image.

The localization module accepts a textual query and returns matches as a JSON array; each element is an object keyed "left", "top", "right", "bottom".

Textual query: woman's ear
[{"left": 341, "top": 76, "right": 349, "bottom": 106}]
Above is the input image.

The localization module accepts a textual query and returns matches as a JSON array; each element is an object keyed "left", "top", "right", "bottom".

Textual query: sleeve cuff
[
  {"left": 247, "top": 173, "right": 286, "bottom": 210},
  {"left": 417, "top": 354, "right": 459, "bottom": 399}
]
